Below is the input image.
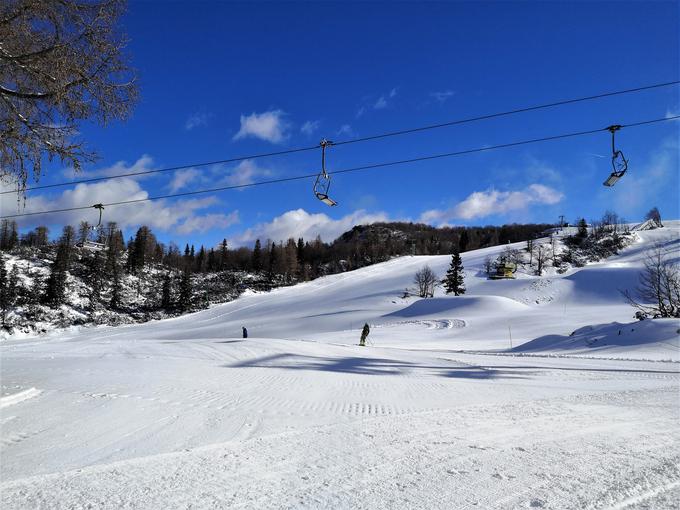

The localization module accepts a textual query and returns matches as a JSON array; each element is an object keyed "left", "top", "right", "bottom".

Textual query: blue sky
[{"left": 4, "top": 1, "right": 679, "bottom": 248}]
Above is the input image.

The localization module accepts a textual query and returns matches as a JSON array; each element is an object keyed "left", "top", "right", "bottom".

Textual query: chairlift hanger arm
[
  {"left": 607, "top": 124, "right": 622, "bottom": 155},
  {"left": 320, "top": 139, "right": 333, "bottom": 178},
  {"left": 93, "top": 203, "right": 105, "bottom": 228}
]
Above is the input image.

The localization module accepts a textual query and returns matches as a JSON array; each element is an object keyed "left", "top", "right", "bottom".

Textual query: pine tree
[
  {"left": 196, "top": 246, "right": 206, "bottom": 272},
  {"left": 0, "top": 260, "right": 18, "bottom": 327},
  {"left": 110, "top": 260, "right": 122, "bottom": 309},
  {"left": 252, "top": 239, "right": 262, "bottom": 271},
  {"left": 0, "top": 220, "right": 18, "bottom": 251},
  {"left": 207, "top": 249, "right": 217, "bottom": 272},
  {"left": 126, "top": 236, "right": 137, "bottom": 273},
  {"left": 44, "top": 226, "right": 75, "bottom": 306},
  {"left": 0, "top": 220, "right": 9, "bottom": 251},
  {"left": 458, "top": 229, "right": 469, "bottom": 253},
  {"left": 130, "top": 226, "right": 155, "bottom": 273},
  {"left": 267, "top": 242, "right": 278, "bottom": 282},
  {"left": 161, "top": 273, "right": 173, "bottom": 310},
  {"left": 87, "top": 251, "right": 105, "bottom": 309},
  {"left": 219, "top": 239, "right": 229, "bottom": 270},
  {"left": 442, "top": 251, "right": 465, "bottom": 296},
  {"left": 285, "top": 238, "right": 298, "bottom": 282},
  {"left": 577, "top": 218, "right": 588, "bottom": 238},
  {"left": 178, "top": 268, "right": 192, "bottom": 311},
  {"left": 78, "top": 221, "right": 92, "bottom": 246},
  {"left": 0, "top": 257, "right": 9, "bottom": 326},
  {"left": 296, "top": 237, "right": 305, "bottom": 266}
]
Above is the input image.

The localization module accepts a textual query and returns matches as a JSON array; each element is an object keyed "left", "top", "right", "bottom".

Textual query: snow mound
[
  {"left": 386, "top": 295, "right": 529, "bottom": 319},
  {"left": 0, "top": 388, "right": 42, "bottom": 409},
  {"left": 514, "top": 319, "right": 680, "bottom": 360},
  {"left": 563, "top": 267, "right": 640, "bottom": 304}
]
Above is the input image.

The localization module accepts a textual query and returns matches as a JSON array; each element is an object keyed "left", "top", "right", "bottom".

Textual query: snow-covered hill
[
  {"left": 1, "top": 222, "right": 678, "bottom": 509},
  {"left": 28, "top": 220, "right": 676, "bottom": 360}
]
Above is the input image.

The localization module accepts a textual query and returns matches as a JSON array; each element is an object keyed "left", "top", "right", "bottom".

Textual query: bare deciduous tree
[
  {"left": 526, "top": 238, "right": 534, "bottom": 266},
  {"left": 0, "top": 0, "right": 137, "bottom": 190},
  {"left": 623, "top": 243, "right": 680, "bottom": 318},
  {"left": 550, "top": 235, "right": 557, "bottom": 261},
  {"left": 533, "top": 244, "right": 549, "bottom": 276},
  {"left": 414, "top": 265, "right": 437, "bottom": 298}
]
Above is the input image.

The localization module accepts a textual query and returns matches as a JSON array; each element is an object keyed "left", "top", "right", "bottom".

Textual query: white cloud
[
  {"left": 336, "top": 124, "right": 354, "bottom": 137},
  {"left": 234, "top": 208, "right": 390, "bottom": 245},
  {"left": 355, "top": 88, "right": 398, "bottom": 116},
  {"left": 166, "top": 160, "right": 272, "bottom": 193},
  {"left": 233, "top": 110, "right": 289, "bottom": 144},
  {"left": 374, "top": 96, "right": 388, "bottom": 109},
  {"left": 61, "top": 155, "right": 156, "bottom": 181},
  {"left": 374, "top": 88, "right": 397, "bottom": 109},
  {"left": 665, "top": 108, "right": 679, "bottom": 120},
  {"left": 168, "top": 168, "right": 201, "bottom": 192},
  {"left": 220, "top": 159, "right": 272, "bottom": 188},
  {"left": 430, "top": 90, "right": 455, "bottom": 103},
  {"left": 2, "top": 160, "right": 241, "bottom": 235},
  {"left": 176, "top": 211, "right": 240, "bottom": 234},
  {"left": 300, "top": 120, "right": 320, "bottom": 136},
  {"left": 419, "top": 184, "right": 564, "bottom": 224},
  {"left": 185, "top": 112, "right": 212, "bottom": 130}
]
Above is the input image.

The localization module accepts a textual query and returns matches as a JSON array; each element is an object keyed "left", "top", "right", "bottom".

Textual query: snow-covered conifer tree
[{"left": 442, "top": 251, "right": 465, "bottom": 295}]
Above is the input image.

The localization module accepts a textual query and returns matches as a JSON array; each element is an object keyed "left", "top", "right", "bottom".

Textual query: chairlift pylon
[
  {"left": 603, "top": 125, "right": 628, "bottom": 187},
  {"left": 313, "top": 138, "right": 338, "bottom": 206}
]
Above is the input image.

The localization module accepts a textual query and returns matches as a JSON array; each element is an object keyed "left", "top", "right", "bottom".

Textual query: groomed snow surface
[{"left": 1, "top": 223, "right": 679, "bottom": 509}]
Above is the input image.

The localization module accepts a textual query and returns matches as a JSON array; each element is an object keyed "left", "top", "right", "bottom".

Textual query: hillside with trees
[{"left": 0, "top": 216, "right": 649, "bottom": 335}]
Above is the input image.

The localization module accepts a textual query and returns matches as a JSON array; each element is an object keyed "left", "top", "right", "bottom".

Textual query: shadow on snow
[{"left": 226, "top": 353, "right": 532, "bottom": 379}]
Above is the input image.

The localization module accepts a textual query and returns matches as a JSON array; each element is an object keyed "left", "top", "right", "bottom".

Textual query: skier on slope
[
  {"left": 242, "top": 326, "right": 248, "bottom": 339},
  {"left": 359, "top": 323, "right": 370, "bottom": 347}
]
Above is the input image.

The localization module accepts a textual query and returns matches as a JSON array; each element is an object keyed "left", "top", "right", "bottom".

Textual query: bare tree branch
[{"left": 0, "top": 0, "right": 137, "bottom": 192}]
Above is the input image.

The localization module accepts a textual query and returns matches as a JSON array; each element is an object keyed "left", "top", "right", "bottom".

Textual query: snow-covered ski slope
[
  {"left": 24, "top": 220, "right": 676, "bottom": 358},
  {"left": 1, "top": 222, "right": 679, "bottom": 509}
]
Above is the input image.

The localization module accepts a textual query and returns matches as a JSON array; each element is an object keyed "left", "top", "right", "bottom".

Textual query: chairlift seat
[
  {"left": 603, "top": 171, "right": 625, "bottom": 187},
  {"left": 315, "top": 192, "right": 337, "bottom": 206},
  {"left": 312, "top": 138, "right": 339, "bottom": 206},
  {"left": 82, "top": 240, "right": 106, "bottom": 251},
  {"left": 313, "top": 169, "right": 337, "bottom": 206}
]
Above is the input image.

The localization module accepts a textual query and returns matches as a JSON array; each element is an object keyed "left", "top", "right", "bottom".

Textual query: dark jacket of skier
[
  {"left": 242, "top": 327, "right": 248, "bottom": 339},
  {"left": 360, "top": 323, "right": 370, "bottom": 346}
]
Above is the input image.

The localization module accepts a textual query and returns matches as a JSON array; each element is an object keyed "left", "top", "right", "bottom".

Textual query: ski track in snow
[
  {"left": 376, "top": 318, "right": 466, "bottom": 330},
  {"left": 2, "top": 383, "right": 678, "bottom": 509},
  {"left": 2, "top": 223, "right": 680, "bottom": 508},
  {"left": 0, "top": 387, "right": 42, "bottom": 409}
]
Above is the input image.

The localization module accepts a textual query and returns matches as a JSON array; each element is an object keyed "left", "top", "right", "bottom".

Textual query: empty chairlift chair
[
  {"left": 81, "top": 203, "right": 107, "bottom": 251},
  {"left": 314, "top": 139, "right": 338, "bottom": 206},
  {"left": 603, "top": 125, "right": 628, "bottom": 187}
]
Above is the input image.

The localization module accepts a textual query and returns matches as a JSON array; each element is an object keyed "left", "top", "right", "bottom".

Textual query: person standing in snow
[
  {"left": 242, "top": 327, "right": 248, "bottom": 339},
  {"left": 359, "top": 323, "right": 370, "bottom": 346}
]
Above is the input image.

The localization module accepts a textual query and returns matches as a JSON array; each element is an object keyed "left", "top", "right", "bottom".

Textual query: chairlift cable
[
  {"left": 1, "top": 114, "right": 678, "bottom": 220},
  {"left": 332, "top": 81, "right": 680, "bottom": 147},
  {"left": 2, "top": 80, "right": 678, "bottom": 196}
]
